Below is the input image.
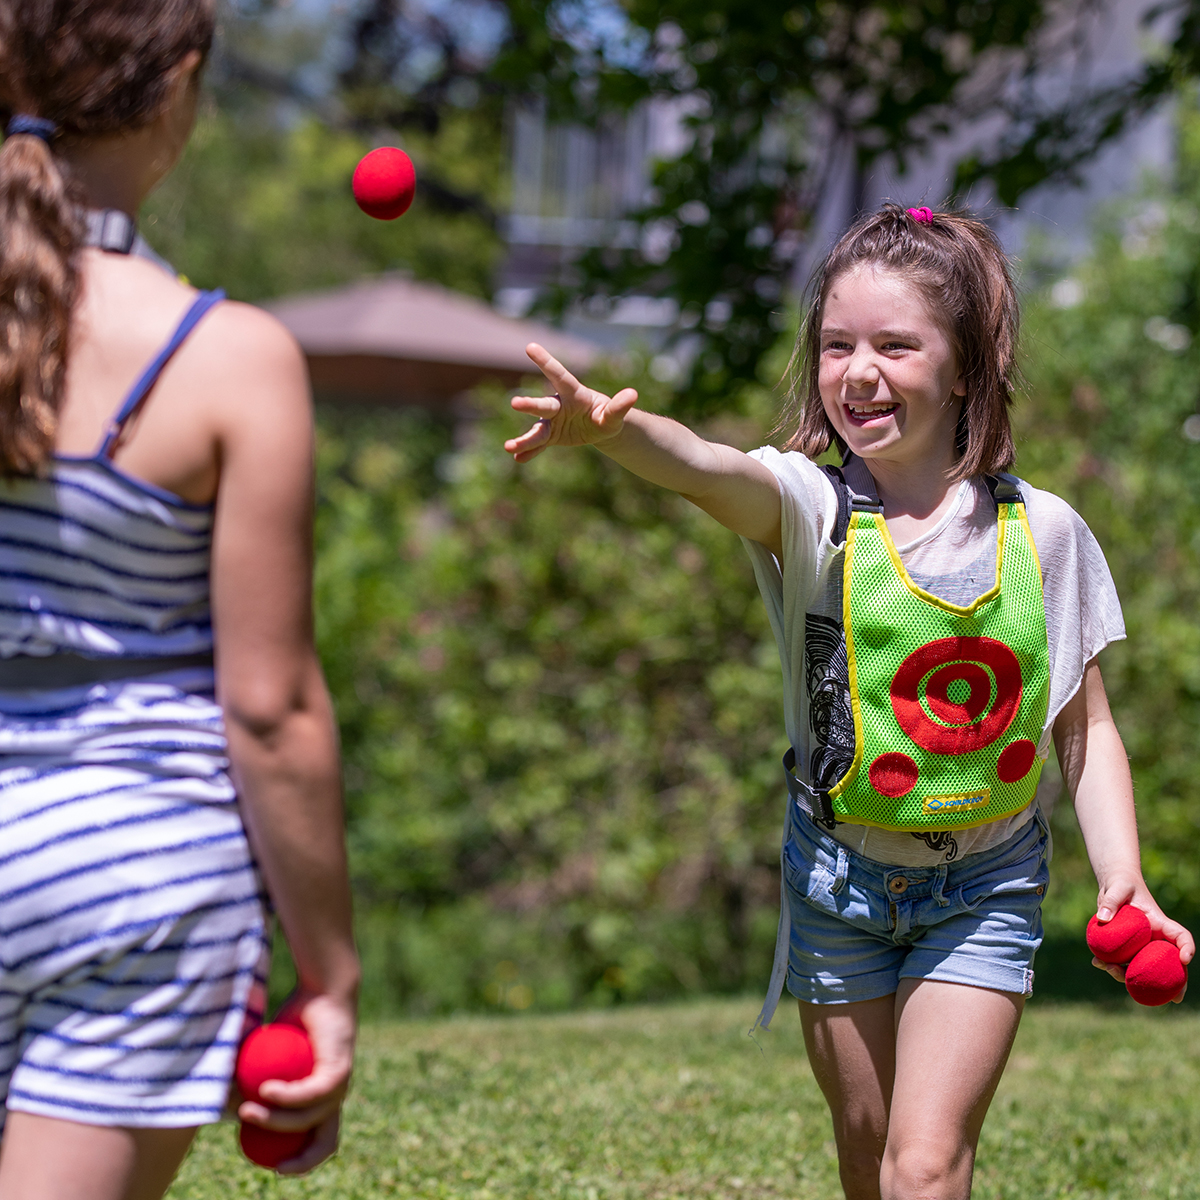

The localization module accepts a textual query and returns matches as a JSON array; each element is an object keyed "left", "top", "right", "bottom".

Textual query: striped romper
[{"left": 0, "top": 290, "right": 269, "bottom": 1129}]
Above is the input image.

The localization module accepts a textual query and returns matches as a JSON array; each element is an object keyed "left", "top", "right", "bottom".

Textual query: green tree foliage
[{"left": 142, "top": 106, "right": 503, "bottom": 301}]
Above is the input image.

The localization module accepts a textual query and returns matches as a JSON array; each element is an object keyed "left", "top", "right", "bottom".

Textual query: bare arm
[
  {"left": 207, "top": 305, "right": 358, "bottom": 1172},
  {"left": 505, "top": 344, "right": 783, "bottom": 556},
  {"left": 1054, "top": 658, "right": 1193, "bottom": 994}
]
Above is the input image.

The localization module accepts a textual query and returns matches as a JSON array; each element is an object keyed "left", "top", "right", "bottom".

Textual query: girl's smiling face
[{"left": 819, "top": 265, "right": 966, "bottom": 472}]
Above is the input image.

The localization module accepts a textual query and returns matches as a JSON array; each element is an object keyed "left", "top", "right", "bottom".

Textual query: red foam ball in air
[
  {"left": 1086, "top": 904, "right": 1152, "bottom": 965},
  {"left": 235, "top": 1024, "right": 316, "bottom": 1169},
  {"left": 352, "top": 146, "right": 416, "bottom": 219},
  {"left": 1125, "top": 939, "right": 1187, "bottom": 1006}
]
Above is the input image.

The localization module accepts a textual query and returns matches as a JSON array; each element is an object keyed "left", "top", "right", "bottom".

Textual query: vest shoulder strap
[
  {"left": 820, "top": 462, "right": 883, "bottom": 546},
  {"left": 984, "top": 472, "right": 1025, "bottom": 507},
  {"left": 824, "top": 464, "right": 1025, "bottom": 541},
  {"left": 820, "top": 464, "right": 852, "bottom": 546}
]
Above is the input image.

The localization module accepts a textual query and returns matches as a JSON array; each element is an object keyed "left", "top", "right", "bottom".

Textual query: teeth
[{"left": 848, "top": 403, "right": 897, "bottom": 415}]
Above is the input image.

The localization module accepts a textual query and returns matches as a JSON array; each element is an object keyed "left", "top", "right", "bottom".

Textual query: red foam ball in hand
[
  {"left": 236, "top": 1023, "right": 313, "bottom": 1103},
  {"left": 239, "top": 1123, "right": 314, "bottom": 1170},
  {"left": 1125, "top": 940, "right": 1187, "bottom": 1006},
  {"left": 352, "top": 147, "right": 416, "bottom": 219},
  {"left": 235, "top": 1024, "right": 316, "bottom": 1169},
  {"left": 1086, "top": 904, "right": 1152, "bottom": 964}
]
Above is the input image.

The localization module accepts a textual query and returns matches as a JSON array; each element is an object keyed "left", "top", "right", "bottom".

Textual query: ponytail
[
  {"left": 0, "top": 127, "right": 82, "bottom": 474},
  {"left": 0, "top": 0, "right": 216, "bottom": 476}
]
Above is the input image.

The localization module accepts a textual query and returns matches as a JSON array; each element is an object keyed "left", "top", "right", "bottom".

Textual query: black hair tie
[{"left": 5, "top": 115, "right": 58, "bottom": 143}]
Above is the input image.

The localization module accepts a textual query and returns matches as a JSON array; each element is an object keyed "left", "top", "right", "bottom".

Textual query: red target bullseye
[
  {"left": 925, "top": 662, "right": 991, "bottom": 724},
  {"left": 891, "top": 637, "right": 1022, "bottom": 756}
]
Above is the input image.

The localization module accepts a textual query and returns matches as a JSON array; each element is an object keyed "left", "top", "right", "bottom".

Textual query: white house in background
[{"left": 496, "top": 0, "right": 1173, "bottom": 338}]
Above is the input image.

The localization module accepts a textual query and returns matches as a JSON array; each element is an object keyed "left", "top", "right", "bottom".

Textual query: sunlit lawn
[{"left": 168, "top": 997, "right": 1200, "bottom": 1199}]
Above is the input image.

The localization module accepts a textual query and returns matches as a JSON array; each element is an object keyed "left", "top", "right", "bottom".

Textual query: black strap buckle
[
  {"left": 783, "top": 747, "right": 836, "bottom": 825},
  {"left": 821, "top": 462, "right": 883, "bottom": 545},
  {"left": 985, "top": 471, "right": 1024, "bottom": 507}
]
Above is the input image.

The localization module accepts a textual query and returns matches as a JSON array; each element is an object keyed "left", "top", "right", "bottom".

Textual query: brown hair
[
  {"left": 779, "top": 203, "right": 1019, "bottom": 482},
  {"left": 0, "top": 0, "right": 215, "bottom": 474}
]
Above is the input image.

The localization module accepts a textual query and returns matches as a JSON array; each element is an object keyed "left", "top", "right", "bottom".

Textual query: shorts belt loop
[
  {"left": 933, "top": 864, "right": 949, "bottom": 907},
  {"left": 830, "top": 846, "right": 849, "bottom": 895}
]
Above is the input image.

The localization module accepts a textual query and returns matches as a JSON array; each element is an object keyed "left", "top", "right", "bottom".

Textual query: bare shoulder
[
  {"left": 182, "top": 300, "right": 311, "bottom": 433},
  {"left": 192, "top": 300, "right": 307, "bottom": 383}
]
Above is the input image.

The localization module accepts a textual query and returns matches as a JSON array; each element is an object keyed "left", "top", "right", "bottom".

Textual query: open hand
[
  {"left": 504, "top": 343, "right": 639, "bottom": 463},
  {"left": 237, "top": 989, "right": 357, "bottom": 1174}
]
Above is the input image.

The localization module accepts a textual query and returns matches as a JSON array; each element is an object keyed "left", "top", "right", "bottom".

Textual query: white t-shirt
[{"left": 741, "top": 450, "right": 1126, "bottom": 867}]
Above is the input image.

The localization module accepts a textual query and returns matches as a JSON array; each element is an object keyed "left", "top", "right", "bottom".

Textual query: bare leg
[
  {"left": 0, "top": 1112, "right": 197, "bottom": 1200},
  {"left": 799, "top": 993, "right": 897, "bottom": 1200},
  {"left": 880, "top": 979, "right": 1023, "bottom": 1200}
]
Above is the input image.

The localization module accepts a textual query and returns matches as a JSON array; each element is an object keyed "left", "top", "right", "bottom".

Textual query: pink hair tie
[{"left": 907, "top": 206, "right": 934, "bottom": 223}]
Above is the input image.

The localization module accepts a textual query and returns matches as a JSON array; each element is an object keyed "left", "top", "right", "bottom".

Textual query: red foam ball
[
  {"left": 1125, "top": 940, "right": 1187, "bottom": 1006},
  {"left": 1086, "top": 904, "right": 1152, "bottom": 964},
  {"left": 352, "top": 147, "right": 416, "bottom": 220},
  {"left": 236, "top": 1024, "right": 315, "bottom": 1169},
  {"left": 236, "top": 1024, "right": 314, "bottom": 1104},
  {"left": 239, "top": 1123, "right": 314, "bottom": 1170}
]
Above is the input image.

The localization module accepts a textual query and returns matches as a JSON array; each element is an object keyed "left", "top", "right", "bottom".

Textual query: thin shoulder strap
[{"left": 97, "top": 289, "right": 226, "bottom": 459}]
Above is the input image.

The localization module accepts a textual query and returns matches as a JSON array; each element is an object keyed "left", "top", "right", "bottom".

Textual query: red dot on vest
[
  {"left": 869, "top": 752, "right": 919, "bottom": 797},
  {"left": 997, "top": 739, "right": 1037, "bottom": 783}
]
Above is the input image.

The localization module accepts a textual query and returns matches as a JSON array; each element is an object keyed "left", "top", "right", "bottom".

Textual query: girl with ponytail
[{"left": 0, "top": 3, "right": 357, "bottom": 1194}]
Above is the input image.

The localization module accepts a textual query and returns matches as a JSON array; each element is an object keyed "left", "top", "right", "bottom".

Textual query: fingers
[
  {"left": 1161, "top": 918, "right": 1195, "bottom": 963},
  {"left": 511, "top": 393, "right": 562, "bottom": 419},
  {"left": 1096, "top": 883, "right": 1136, "bottom": 923},
  {"left": 1092, "top": 955, "right": 1127, "bottom": 982},
  {"left": 503, "top": 419, "right": 553, "bottom": 460},
  {"left": 238, "top": 1092, "right": 341, "bottom": 1132},
  {"left": 526, "top": 343, "right": 583, "bottom": 397},
  {"left": 257, "top": 1062, "right": 349, "bottom": 1108},
  {"left": 277, "top": 1113, "right": 341, "bottom": 1177},
  {"left": 601, "top": 387, "right": 640, "bottom": 426}
]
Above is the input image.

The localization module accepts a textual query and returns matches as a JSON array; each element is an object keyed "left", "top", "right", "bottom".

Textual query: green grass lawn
[{"left": 168, "top": 998, "right": 1200, "bottom": 1199}]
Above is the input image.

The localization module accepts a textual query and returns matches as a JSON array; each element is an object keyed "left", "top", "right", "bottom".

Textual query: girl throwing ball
[
  {"left": 506, "top": 205, "right": 1193, "bottom": 1200},
  {"left": 0, "top": 2, "right": 357, "bottom": 1195}
]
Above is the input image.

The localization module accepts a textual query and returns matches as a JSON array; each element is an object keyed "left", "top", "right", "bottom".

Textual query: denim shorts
[{"left": 783, "top": 806, "right": 1050, "bottom": 1004}]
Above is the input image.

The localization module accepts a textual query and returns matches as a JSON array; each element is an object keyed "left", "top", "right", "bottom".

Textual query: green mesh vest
[{"left": 826, "top": 476, "right": 1050, "bottom": 831}]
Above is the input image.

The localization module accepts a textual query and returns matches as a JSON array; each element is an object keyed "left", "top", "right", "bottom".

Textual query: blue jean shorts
[{"left": 783, "top": 806, "right": 1050, "bottom": 1004}]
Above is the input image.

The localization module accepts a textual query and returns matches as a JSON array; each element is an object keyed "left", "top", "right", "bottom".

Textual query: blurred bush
[{"left": 314, "top": 384, "right": 788, "bottom": 1016}]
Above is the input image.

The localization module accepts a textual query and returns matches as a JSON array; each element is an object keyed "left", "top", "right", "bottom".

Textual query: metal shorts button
[{"left": 889, "top": 876, "right": 909, "bottom": 895}]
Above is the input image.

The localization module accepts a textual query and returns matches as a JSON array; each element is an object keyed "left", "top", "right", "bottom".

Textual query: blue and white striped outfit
[{"left": 0, "top": 290, "right": 269, "bottom": 1129}]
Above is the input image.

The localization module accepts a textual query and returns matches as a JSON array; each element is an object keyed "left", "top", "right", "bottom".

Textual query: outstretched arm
[
  {"left": 506, "top": 344, "right": 783, "bottom": 557},
  {"left": 1055, "top": 658, "right": 1193, "bottom": 996}
]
